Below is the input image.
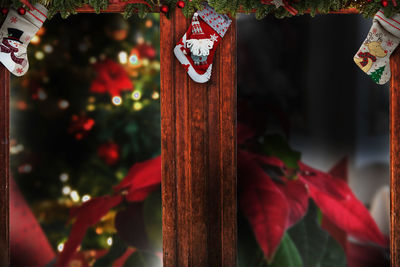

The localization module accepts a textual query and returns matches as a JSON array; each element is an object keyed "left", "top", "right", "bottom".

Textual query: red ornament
[
  {"left": 1, "top": 8, "right": 8, "bottom": 15},
  {"left": 98, "top": 142, "right": 120, "bottom": 165},
  {"left": 177, "top": 1, "right": 185, "bottom": 8},
  {"left": 381, "top": 0, "right": 389, "bottom": 7},
  {"left": 17, "top": 7, "right": 26, "bottom": 15},
  {"left": 160, "top": 5, "right": 169, "bottom": 14}
]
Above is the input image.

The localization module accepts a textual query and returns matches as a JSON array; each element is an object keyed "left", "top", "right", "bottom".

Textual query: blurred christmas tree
[{"left": 10, "top": 13, "right": 161, "bottom": 253}]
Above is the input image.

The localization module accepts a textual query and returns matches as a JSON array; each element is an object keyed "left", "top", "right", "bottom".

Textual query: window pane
[{"left": 10, "top": 13, "right": 162, "bottom": 266}]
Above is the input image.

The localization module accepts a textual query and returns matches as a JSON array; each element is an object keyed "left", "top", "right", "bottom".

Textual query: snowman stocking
[
  {"left": 0, "top": 3, "right": 47, "bottom": 76},
  {"left": 354, "top": 10, "right": 400, "bottom": 85},
  {"left": 174, "top": 3, "right": 232, "bottom": 83}
]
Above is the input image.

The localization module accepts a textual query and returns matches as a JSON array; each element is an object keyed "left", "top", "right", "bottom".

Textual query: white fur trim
[{"left": 174, "top": 33, "right": 212, "bottom": 83}]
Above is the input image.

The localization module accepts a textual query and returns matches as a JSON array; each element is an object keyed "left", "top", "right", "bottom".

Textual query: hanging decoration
[
  {"left": 0, "top": 3, "right": 47, "bottom": 76},
  {"left": 354, "top": 10, "right": 400, "bottom": 84},
  {"left": 174, "top": 3, "right": 232, "bottom": 83}
]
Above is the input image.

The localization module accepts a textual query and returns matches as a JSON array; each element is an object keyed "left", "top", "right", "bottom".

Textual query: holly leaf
[
  {"left": 269, "top": 234, "right": 303, "bottom": 267},
  {"left": 114, "top": 156, "right": 161, "bottom": 202},
  {"left": 238, "top": 150, "right": 289, "bottom": 260},
  {"left": 299, "top": 162, "right": 387, "bottom": 246},
  {"left": 288, "top": 201, "right": 346, "bottom": 267},
  {"left": 123, "top": 251, "right": 161, "bottom": 267},
  {"left": 263, "top": 134, "right": 301, "bottom": 169}
]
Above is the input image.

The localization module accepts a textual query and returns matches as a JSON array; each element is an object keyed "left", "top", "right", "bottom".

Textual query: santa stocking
[
  {"left": 0, "top": 3, "right": 47, "bottom": 76},
  {"left": 174, "top": 3, "right": 232, "bottom": 83},
  {"left": 354, "top": 10, "right": 400, "bottom": 85}
]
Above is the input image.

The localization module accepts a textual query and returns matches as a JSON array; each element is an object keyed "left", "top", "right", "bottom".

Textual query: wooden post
[
  {"left": 0, "top": 66, "right": 9, "bottom": 266},
  {"left": 391, "top": 48, "right": 400, "bottom": 266},
  {"left": 160, "top": 9, "right": 237, "bottom": 267}
]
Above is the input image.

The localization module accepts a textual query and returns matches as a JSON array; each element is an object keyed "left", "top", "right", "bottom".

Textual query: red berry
[
  {"left": 381, "top": 0, "right": 389, "bottom": 7},
  {"left": 177, "top": 1, "right": 185, "bottom": 8},
  {"left": 160, "top": 5, "right": 169, "bottom": 14},
  {"left": 1, "top": 8, "right": 8, "bottom": 15},
  {"left": 17, "top": 7, "right": 26, "bottom": 15}
]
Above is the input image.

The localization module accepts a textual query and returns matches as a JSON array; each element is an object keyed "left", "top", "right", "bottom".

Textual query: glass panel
[
  {"left": 10, "top": 13, "right": 162, "bottom": 266},
  {"left": 237, "top": 14, "right": 389, "bottom": 267}
]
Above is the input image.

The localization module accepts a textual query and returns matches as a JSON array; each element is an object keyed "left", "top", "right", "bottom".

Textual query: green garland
[{"left": 3, "top": 0, "right": 400, "bottom": 19}]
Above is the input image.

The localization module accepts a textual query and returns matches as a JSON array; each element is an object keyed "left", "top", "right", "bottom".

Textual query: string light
[
  {"left": 57, "top": 243, "right": 64, "bottom": 252},
  {"left": 82, "top": 194, "right": 91, "bottom": 202},
  {"left": 10, "top": 144, "right": 24, "bottom": 154},
  {"left": 58, "top": 99, "right": 69, "bottom": 110},
  {"left": 131, "top": 90, "right": 141, "bottom": 100},
  {"left": 35, "top": 51, "right": 45, "bottom": 60},
  {"left": 152, "top": 91, "right": 160, "bottom": 100},
  {"left": 145, "top": 19, "right": 153, "bottom": 28},
  {"left": 30, "top": 35, "right": 40, "bottom": 45},
  {"left": 62, "top": 186, "right": 71, "bottom": 195},
  {"left": 43, "top": 44, "right": 53, "bottom": 53},
  {"left": 59, "top": 173, "right": 69, "bottom": 182},
  {"left": 37, "top": 89, "right": 47, "bottom": 100},
  {"left": 129, "top": 54, "right": 139, "bottom": 65},
  {"left": 18, "top": 164, "right": 32, "bottom": 173},
  {"left": 86, "top": 104, "right": 96, "bottom": 111},
  {"left": 118, "top": 51, "right": 128, "bottom": 64},
  {"left": 70, "top": 190, "right": 80, "bottom": 202},
  {"left": 89, "top": 57, "right": 97, "bottom": 64},
  {"left": 107, "top": 237, "right": 113, "bottom": 246},
  {"left": 133, "top": 102, "right": 143, "bottom": 111},
  {"left": 112, "top": 96, "right": 122, "bottom": 106}
]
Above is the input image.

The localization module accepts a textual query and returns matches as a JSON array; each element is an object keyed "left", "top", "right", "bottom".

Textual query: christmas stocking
[
  {"left": 354, "top": 10, "right": 400, "bottom": 85},
  {"left": 174, "top": 3, "right": 232, "bottom": 83},
  {"left": 0, "top": 3, "right": 47, "bottom": 76}
]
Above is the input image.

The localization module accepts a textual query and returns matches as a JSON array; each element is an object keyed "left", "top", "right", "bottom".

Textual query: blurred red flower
[
  {"left": 90, "top": 59, "right": 133, "bottom": 97},
  {"left": 98, "top": 142, "right": 120, "bottom": 165}
]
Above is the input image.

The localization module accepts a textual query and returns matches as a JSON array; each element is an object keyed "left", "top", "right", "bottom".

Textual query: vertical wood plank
[
  {"left": 0, "top": 66, "right": 10, "bottom": 266},
  {"left": 391, "top": 47, "right": 400, "bottom": 267},
  {"left": 160, "top": 9, "right": 237, "bottom": 267}
]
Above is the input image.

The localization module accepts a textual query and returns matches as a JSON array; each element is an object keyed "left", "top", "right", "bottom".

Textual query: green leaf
[
  {"left": 123, "top": 251, "right": 162, "bottom": 267},
  {"left": 143, "top": 190, "right": 163, "bottom": 251},
  {"left": 288, "top": 202, "right": 346, "bottom": 267},
  {"left": 269, "top": 234, "right": 303, "bottom": 267},
  {"left": 93, "top": 234, "right": 127, "bottom": 267},
  {"left": 263, "top": 134, "right": 301, "bottom": 169}
]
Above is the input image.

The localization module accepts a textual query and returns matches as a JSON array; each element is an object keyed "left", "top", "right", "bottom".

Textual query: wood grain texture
[
  {"left": 391, "top": 48, "right": 400, "bottom": 267},
  {"left": 160, "top": 8, "right": 237, "bottom": 267},
  {"left": 0, "top": 66, "right": 9, "bottom": 266}
]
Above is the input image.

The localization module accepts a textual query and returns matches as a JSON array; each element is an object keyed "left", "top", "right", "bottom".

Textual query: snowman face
[{"left": 7, "top": 39, "right": 20, "bottom": 48}]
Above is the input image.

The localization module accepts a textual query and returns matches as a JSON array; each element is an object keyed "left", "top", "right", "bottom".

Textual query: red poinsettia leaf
[
  {"left": 57, "top": 195, "right": 123, "bottom": 267},
  {"left": 299, "top": 162, "right": 350, "bottom": 200},
  {"left": 239, "top": 150, "right": 289, "bottom": 260},
  {"left": 299, "top": 163, "right": 387, "bottom": 246},
  {"left": 276, "top": 179, "right": 309, "bottom": 227},
  {"left": 125, "top": 184, "right": 160, "bottom": 202},
  {"left": 114, "top": 156, "right": 161, "bottom": 202}
]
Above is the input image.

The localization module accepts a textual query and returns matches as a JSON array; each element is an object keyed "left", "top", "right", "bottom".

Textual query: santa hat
[{"left": 191, "top": 13, "right": 204, "bottom": 35}]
